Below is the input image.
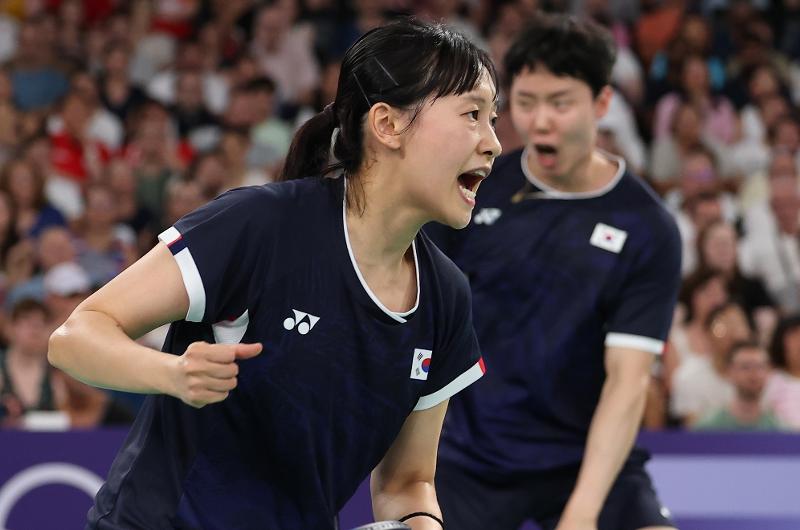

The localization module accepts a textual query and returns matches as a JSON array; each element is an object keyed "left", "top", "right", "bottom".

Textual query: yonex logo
[
  {"left": 283, "top": 309, "right": 320, "bottom": 335},
  {"left": 473, "top": 208, "right": 502, "bottom": 225}
]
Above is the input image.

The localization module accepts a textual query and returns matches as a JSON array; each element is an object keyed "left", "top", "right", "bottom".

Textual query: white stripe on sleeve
[
  {"left": 413, "top": 360, "right": 485, "bottom": 411},
  {"left": 605, "top": 332, "right": 664, "bottom": 355},
  {"left": 158, "top": 227, "right": 207, "bottom": 322}
]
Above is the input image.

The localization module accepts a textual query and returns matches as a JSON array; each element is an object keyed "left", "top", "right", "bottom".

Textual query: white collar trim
[
  {"left": 520, "top": 147, "right": 625, "bottom": 199},
  {"left": 341, "top": 181, "right": 420, "bottom": 323}
]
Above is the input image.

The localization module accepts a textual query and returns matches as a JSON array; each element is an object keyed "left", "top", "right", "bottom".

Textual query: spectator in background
[
  {"left": 5, "top": 226, "right": 78, "bottom": 310},
  {"left": 649, "top": 102, "right": 725, "bottom": 188},
  {"left": 666, "top": 146, "right": 741, "bottom": 275},
  {"left": 51, "top": 368, "right": 135, "bottom": 428},
  {"left": 666, "top": 268, "right": 730, "bottom": 384},
  {"left": 671, "top": 301, "right": 752, "bottom": 426},
  {"left": 0, "top": 66, "right": 19, "bottom": 165},
  {"left": 0, "top": 7, "right": 18, "bottom": 64},
  {"left": 634, "top": 0, "right": 685, "bottom": 69},
  {"left": 250, "top": 2, "right": 319, "bottom": 110},
  {"left": 106, "top": 159, "right": 156, "bottom": 254},
  {"left": 218, "top": 126, "right": 269, "bottom": 190},
  {"left": 694, "top": 340, "right": 782, "bottom": 430},
  {"left": 73, "top": 184, "right": 137, "bottom": 287},
  {"left": 124, "top": 101, "right": 187, "bottom": 216},
  {"left": 169, "top": 69, "right": 220, "bottom": 148},
  {"left": 0, "top": 190, "right": 19, "bottom": 278},
  {"left": 653, "top": 54, "right": 738, "bottom": 146},
  {"left": 649, "top": 13, "right": 726, "bottom": 100},
  {"left": 696, "top": 220, "right": 777, "bottom": 341},
  {"left": 185, "top": 149, "right": 227, "bottom": 200},
  {"left": 0, "top": 299, "right": 56, "bottom": 428},
  {"left": 764, "top": 315, "right": 800, "bottom": 430},
  {"left": 98, "top": 40, "right": 148, "bottom": 124},
  {"left": 739, "top": 64, "right": 790, "bottom": 145},
  {"left": 56, "top": 0, "right": 86, "bottom": 66},
  {"left": 62, "top": 70, "right": 124, "bottom": 150},
  {"left": 7, "top": 15, "right": 70, "bottom": 111},
  {"left": 42, "top": 261, "right": 92, "bottom": 330},
  {"left": 740, "top": 175, "right": 800, "bottom": 313},
  {"left": 160, "top": 178, "right": 205, "bottom": 231},
  {"left": 147, "top": 38, "right": 229, "bottom": 115},
  {"left": 40, "top": 261, "right": 135, "bottom": 426},
  {"left": 293, "top": 57, "right": 340, "bottom": 128},
  {"left": 0, "top": 157, "right": 67, "bottom": 239},
  {"left": 49, "top": 92, "right": 112, "bottom": 186},
  {"left": 246, "top": 76, "right": 292, "bottom": 172},
  {"left": 596, "top": 88, "right": 646, "bottom": 175}
]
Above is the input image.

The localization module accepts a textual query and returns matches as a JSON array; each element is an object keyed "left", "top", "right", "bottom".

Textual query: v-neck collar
[{"left": 339, "top": 178, "right": 420, "bottom": 324}]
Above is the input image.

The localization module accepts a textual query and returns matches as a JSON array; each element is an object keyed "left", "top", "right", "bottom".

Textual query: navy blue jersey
[
  {"left": 428, "top": 148, "right": 681, "bottom": 475},
  {"left": 88, "top": 177, "right": 484, "bottom": 530}
]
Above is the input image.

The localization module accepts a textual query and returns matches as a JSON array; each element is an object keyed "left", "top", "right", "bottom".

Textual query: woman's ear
[{"left": 366, "top": 103, "right": 404, "bottom": 150}]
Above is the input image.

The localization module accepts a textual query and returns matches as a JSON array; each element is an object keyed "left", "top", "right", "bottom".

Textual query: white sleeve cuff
[
  {"left": 605, "top": 332, "right": 664, "bottom": 355},
  {"left": 413, "top": 359, "right": 485, "bottom": 411},
  {"left": 158, "top": 227, "right": 206, "bottom": 322}
]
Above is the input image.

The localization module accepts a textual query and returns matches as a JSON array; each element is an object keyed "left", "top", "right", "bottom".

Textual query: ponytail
[{"left": 279, "top": 105, "right": 338, "bottom": 181}]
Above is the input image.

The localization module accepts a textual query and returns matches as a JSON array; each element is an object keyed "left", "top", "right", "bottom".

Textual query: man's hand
[{"left": 169, "top": 341, "right": 262, "bottom": 407}]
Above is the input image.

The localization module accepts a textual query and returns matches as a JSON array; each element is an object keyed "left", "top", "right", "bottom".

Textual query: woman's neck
[{"left": 344, "top": 171, "right": 421, "bottom": 313}]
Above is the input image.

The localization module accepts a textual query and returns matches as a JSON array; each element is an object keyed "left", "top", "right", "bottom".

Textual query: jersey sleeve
[
  {"left": 414, "top": 263, "right": 485, "bottom": 411},
  {"left": 604, "top": 216, "right": 682, "bottom": 355},
  {"left": 157, "top": 186, "right": 273, "bottom": 324}
]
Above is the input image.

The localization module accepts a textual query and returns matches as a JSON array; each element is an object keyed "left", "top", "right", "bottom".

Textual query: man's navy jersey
[
  {"left": 428, "top": 148, "right": 681, "bottom": 476},
  {"left": 88, "top": 177, "right": 484, "bottom": 530}
]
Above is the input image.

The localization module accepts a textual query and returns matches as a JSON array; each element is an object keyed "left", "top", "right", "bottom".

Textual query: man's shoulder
[{"left": 611, "top": 170, "right": 681, "bottom": 245}]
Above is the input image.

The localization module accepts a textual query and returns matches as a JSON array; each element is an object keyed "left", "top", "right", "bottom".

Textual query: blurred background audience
[{"left": 1, "top": 0, "right": 800, "bottom": 432}]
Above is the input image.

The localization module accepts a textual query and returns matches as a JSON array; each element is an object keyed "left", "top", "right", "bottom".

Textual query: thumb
[{"left": 234, "top": 343, "right": 263, "bottom": 359}]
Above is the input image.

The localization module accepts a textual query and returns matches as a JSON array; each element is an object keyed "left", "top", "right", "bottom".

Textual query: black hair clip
[{"left": 352, "top": 57, "right": 400, "bottom": 108}]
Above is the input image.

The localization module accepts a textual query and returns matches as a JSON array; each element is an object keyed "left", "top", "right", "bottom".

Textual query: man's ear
[
  {"left": 366, "top": 102, "right": 404, "bottom": 150},
  {"left": 594, "top": 85, "right": 613, "bottom": 120}
]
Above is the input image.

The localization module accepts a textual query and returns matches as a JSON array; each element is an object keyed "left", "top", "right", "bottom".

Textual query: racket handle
[{"left": 349, "top": 522, "right": 411, "bottom": 530}]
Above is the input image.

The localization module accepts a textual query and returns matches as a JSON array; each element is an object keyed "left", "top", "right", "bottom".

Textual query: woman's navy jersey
[
  {"left": 427, "top": 148, "right": 681, "bottom": 476},
  {"left": 88, "top": 177, "right": 484, "bottom": 530}
]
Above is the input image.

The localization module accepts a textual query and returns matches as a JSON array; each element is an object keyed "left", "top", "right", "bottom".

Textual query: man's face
[
  {"left": 509, "top": 65, "right": 610, "bottom": 185},
  {"left": 727, "top": 347, "right": 770, "bottom": 401}
]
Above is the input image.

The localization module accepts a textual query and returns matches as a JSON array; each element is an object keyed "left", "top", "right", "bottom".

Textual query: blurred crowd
[{"left": 0, "top": 0, "right": 799, "bottom": 433}]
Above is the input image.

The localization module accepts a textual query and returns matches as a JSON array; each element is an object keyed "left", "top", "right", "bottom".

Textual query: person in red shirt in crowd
[{"left": 49, "top": 92, "right": 112, "bottom": 184}]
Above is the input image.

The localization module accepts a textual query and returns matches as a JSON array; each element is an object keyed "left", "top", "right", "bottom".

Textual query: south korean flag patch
[
  {"left": 410, "top": 348, "right": 433, "bottom": 380},
  {"left": 590, "top": 222, "right": 627, "bottom": 254}
]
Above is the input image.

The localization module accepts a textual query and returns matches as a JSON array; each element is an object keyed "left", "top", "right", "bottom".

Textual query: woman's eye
[{"left": 468, "top": 110, "right": 479, "bottom": 120}]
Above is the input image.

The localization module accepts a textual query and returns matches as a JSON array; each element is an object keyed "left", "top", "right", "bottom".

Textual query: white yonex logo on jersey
[
  {"left": 590, "top": 223, "right": 627, "bottom": 254},
  {"left": 473, "top": 208, "right": 502, "bottom": 225},
  {"left": 283, "top": 309, "right": 320, "bottom": 335},
  {"left": 410, "top": 349, "right": 433, "bottom": 380}
]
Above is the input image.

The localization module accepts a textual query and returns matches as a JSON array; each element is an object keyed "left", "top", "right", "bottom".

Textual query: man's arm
[
  {"left": 370, "top": 400, "right": 448, "bottom": 530},
  {"left": 557, "top": 346, "right": 653, "bottom": 530}
]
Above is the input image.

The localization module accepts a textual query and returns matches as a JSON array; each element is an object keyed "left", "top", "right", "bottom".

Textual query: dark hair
[
  {"left": 678, "top": 267, "right": 727, "bottom": 323},
  {"left": 11, "top": 298, "right": 49, "bottom": 322},
  {"left": 768, "top": 314, "right": 800, "bottom": 370},
  {"left": 725, "top": 339, "right": 765, "bottom": 366},
  {"left": 0, "top": 156, "right": 47, "bottom": 211},
  {"left": 503, "top": 13, "right": 616, "bottom": 95},
  {"left": 696, "top": 220, "right": 737, "bottom": 272},
  {"left": 279, "top": 18, "right": 497, "bottom": 209},
  {"left": 245, "top": 76, "right": 277, "bottom": 95}
]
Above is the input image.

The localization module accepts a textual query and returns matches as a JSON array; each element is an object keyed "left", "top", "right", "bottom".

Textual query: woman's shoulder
[
  {"left": 417, "top": 231, "right": 471, "bottom": 302},
  {"left": 217, "top": 178, "right": 339, "bottom": 215}
]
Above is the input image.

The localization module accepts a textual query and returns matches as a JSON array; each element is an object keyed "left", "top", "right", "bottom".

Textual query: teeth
[{"left": 459, "top": 184, "right": 476, "bottom": 201}]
